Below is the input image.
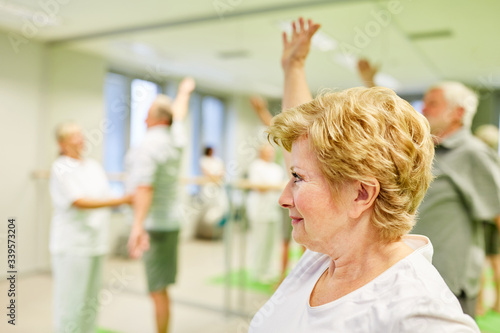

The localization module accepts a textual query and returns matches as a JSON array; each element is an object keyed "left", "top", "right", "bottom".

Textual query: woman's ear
[{"left": 348, "top": 179, "right": 380, "bottom": 219}]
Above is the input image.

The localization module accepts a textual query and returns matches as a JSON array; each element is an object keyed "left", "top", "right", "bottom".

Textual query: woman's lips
[{"left": 290, "top": 216, "right": 303, "bottom": 225}]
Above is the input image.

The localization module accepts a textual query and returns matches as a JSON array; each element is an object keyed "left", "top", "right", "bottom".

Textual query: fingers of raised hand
[
  {"left": 292, "top": 21, "right": 298, "bottom": 39},
  {"left": 282, "top": 31, "right": 291, "bottom": 51},
  {"left": 299, "top": 17, "right": 305, "bottom": 33}
]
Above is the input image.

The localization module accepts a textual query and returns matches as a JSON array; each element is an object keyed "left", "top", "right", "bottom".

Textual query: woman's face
[
  {"left": 279, "top": 136, "right": 354, "bottom": 253},
  {"left": 60, "top": 131, "right": 85, "bottom": 158}
]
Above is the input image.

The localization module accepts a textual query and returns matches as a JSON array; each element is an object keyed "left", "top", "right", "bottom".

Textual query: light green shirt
[
  {"left": 413, "top": 128, "right": 500, "bottom": 297},
  {"left": 126, "top": 123, "right": 186, "bottom": 231}
]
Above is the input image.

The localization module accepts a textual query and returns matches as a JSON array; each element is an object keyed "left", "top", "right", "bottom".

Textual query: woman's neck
[
  {"left": 309, "top": 236, "right": 413, "bottom": 307},
  {"left": 326, "top": 238, "right": 412, "bottom": 282},
  {"left": 321, "top": 217, "right": 413, "bottom": 284}
]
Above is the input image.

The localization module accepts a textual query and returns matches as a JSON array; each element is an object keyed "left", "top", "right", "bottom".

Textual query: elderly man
[
  {"left": 358, "top": 60, "right": 500, "bottom": 318},
  {"left": 126, "top": 78, "right": 195, "bottom": 333},
  {"left": 411, "top": 82, "right": 500, "bottom": 317}
]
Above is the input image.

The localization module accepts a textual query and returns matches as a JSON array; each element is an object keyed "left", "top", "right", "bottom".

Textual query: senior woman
[
  {"left": 49, "top": 122, "right": 131, "bottom": 333},
  {"left": 248, "top": 18, "right": 480, "bottom": 332}
]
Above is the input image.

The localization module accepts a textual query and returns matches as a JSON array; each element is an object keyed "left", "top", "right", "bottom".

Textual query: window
[
  {"left": 103, "top": 73, "right": 228, "bottom": 195},
  {"left": 103, "top": 73, "right": 130, "bottom": 195},
  {"left": 190, "top": 94, "right": 226, "bottom": 178},
  {"left": 130, "top": 79, "right": 161, "bottom": 147}
]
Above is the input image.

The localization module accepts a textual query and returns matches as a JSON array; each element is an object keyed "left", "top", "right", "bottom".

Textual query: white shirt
[
  {"left": 246, "top": 159, "right": 284, "bottom": 224},
  {"left": 200, "top": 155, "right": 225, "bottom": 177},
  {"left": 249, "top": 235, "right": 479, "bottom": 333},
  {"left": 125, "top": 122, "right": 186, "bottom": 231},
  {"left": 49, "top": 156, "right": 112, "bottom": 256}
]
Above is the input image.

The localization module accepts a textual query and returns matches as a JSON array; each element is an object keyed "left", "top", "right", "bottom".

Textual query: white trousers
[
  {"left": 248, "top": 222, "right": 279, "bottom": 282},
  {"left": 51, "top": 253, "right": 104, "bottom": 333}
]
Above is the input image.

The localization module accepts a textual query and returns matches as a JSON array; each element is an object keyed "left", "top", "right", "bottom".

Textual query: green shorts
[
  {"left": 484, "top": 222, "right": 500, "bottom": 256},
  {"left": 143, "top": 230, "right": 180, "bottom": 292}
]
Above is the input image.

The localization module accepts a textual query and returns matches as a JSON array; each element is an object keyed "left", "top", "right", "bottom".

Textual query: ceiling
[{"left": 2, "top": 0, "right": 500, "bottom": 97}]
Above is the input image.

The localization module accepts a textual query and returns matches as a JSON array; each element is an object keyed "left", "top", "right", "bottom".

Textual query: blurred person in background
[
  {"left": 474, "top": 124, "right": 500, "bottom": 315},
  {"left": 409, "top": 81, "right": 500, "bottom": 318},
  {"left": 200, "top": 146, "right": 225, "bottom": 181},
  {"left": 246, "top": 144, "right": 285, "bottom": 282},
  {"left": 49, "top": 122, "right": 131, "bottom": 333},
  {"left": 196, "top": 146, "right": 228, "bottom": 239},
  {"left": 250, "top": 96, "right": 305, "bottom": 284},
  {"left": 125, "top": 78, "right": 195, "bottom": 333},
  {"left": 358, "top": 58, "right": 500, "bottom": 318}
]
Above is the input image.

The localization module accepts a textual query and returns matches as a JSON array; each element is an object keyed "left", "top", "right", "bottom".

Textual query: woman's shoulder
[
  {"left": 373, "top": 240, "right": 478, "bottom": 330},
  {"left": 350, "top": 251, "right": 478, "bottom": 331},
  {"left": 378, "top": 236, "right": 453, "bottom": 300}
]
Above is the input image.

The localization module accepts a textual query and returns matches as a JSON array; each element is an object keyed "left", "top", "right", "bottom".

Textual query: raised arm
[
  {"left": 170, "top": 77, "right": 195, "bottom": 148},
  {"left": 357, "top": 58, "right": 379, "bottom": 88},
  {"left": 281, "top": 17, "right": 321, "bottom": 110},
  {"left": 250, "top": 96, "right": 273, "bottom": 126},
  {"left": 171, "top": 77, "right": 196, "bottom": 121}
]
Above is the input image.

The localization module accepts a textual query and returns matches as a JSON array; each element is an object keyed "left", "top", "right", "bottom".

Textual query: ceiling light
[
  {"left": 217, "top": 50, "right": 250, "bottom": 59},
  {"left": 407, "top": 30, "right": 453, "bottom": 41}
]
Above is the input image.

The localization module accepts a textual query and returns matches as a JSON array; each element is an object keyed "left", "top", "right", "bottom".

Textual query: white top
[
  {"left": 249, "top": 235, "right": 479, "bottom": 333},
  {"left": 49, "top": 156, "right": 112, "bottom": 256},
  {"left": 246, "top": 159, "right": 284, "bottom": 224},
  {"left": 125, "top": 122, "right": 186, "bottom": 231},
  {"left": 200, "top": 155, "right": 225, "bottom": 177}
]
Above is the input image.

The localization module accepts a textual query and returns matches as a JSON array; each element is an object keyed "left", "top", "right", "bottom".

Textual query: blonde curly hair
[{"left": 268, "top": 87, "right": 434, "bottom": 242}]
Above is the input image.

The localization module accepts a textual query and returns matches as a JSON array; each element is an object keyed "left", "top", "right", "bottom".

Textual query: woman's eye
[{"left": 292, "top": 172, "right": 303, "bottom": 183}]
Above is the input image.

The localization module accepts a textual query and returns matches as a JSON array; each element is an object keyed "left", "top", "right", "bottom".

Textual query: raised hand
[
  {"left": 281, "top": 17, "right": 321, "bottom": 71},
  {"left": 357, "top": 59, "right": 379, "bottom": 88},
  {"left": 178, "top": 77, "right": 196, "bottom": 95}
]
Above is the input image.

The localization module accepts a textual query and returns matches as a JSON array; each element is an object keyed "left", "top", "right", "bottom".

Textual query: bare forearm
[
  {"left": 283, "top": 65, "right": 313, "bottom": 110},
  {"left": 132, "top": 187, "right": 153, "bottom": 228},
  {"left": 256, "top": 109, "right": 273, "bottom": 126},
  {"left": 171, "top": 93, "right": 191, "bottom": 121},
  {"left": 171, "top": 78, "right": 195, "bottom": 122},
  {"left": 73, "top": 197, "right": 127, "bottom": 209}
]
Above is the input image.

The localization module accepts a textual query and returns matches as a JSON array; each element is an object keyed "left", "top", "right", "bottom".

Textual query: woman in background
[{"left": 49, "top": 122, "right": 131, "bottom": 333}]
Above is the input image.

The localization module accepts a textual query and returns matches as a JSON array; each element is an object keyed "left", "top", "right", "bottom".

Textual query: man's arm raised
[{"left": 171, "top": 77, "right": 196, "bottom": 122}]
